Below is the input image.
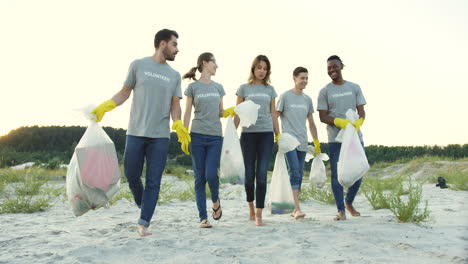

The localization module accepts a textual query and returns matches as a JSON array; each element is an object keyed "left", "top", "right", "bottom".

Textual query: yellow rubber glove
[
  {"left": 313, "top": 139, "right": 321, "bottom": 156},
  {"left": 181, "top": 142, "right": 190, "bottom": 155},
  {"left": 352, "top": 118, "right": 364, "bottom": 131},
  {"left": 172, "top": 120, "right": 191, "bottom": 155},
  {"left": 222, "top": 106, "right": 236, "bottom": 118},
  {"left": 334, "top": 118, "right": 351, "bottom": 129},
  {"left": 91, "top": 99, "right": 116, "bottom": 122},
  {"left": 275, "top": 133, "right": 281, "bottom": 143}
]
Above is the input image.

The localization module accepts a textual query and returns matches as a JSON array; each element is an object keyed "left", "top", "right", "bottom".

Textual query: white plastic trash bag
[
  {"left": 234, "top": 100, "right": 260, "bottom": 128},
  {"left": 277, "top": 133, "right": 300, "bottom": 153},
  {"left": 268, "top": 132, "right": 299, "bottom": 214},
  {"left": 66, "top": 121, "right": 121, "bottom": 216},
  {"left": 309, "top": 153, "right": 329, "bottom": 188},
  {"left": 269, "top": 153, "right": 295, "bottom": 214},
  {"left": 336, "top": 109, "right": 369, "bottom": 188},
  {"left": 220, "top": 116, "right": 245, "bottom": 184}
]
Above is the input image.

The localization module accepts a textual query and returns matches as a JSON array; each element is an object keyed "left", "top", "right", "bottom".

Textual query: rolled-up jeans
[
  {"left": 240, "top": 132, "right": 274, "bottom": 209},
  {"left": 329, "top": 142, "right": 365, "bottom": 212},
  {"left": 124, "top": 135, "right": 169, "bottom": 227},
  {"left": 285, "top": 149, "right": 307, "bottom": 190},
  {"left": 190, "top": 133, "right": 223, "bottom": 221}
]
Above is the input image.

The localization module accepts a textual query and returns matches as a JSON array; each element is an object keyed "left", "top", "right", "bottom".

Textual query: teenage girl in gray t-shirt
[
  {"left": 182, "top": 52, "right": 227, "bottom": 228},
  {"left": 234, "top": 55, "right": 280, "bottom": 226}
]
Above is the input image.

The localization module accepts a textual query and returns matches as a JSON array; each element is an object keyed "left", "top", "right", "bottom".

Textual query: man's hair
[
  {"left": 293, "top": 66, "right": 308, "bottom": 77},
  {"left": 154, "top": 29, "right": 179, "bottom": 49},
  {"left": 327, "top": 55, "right": 343, "bottom": 64}
]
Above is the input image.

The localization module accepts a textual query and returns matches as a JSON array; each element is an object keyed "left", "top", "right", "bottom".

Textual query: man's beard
[{"left": 163, "top": 48, "right": 175, "bottom": 61}]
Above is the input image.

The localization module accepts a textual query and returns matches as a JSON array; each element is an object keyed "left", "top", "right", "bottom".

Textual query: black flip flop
[{"left": 212, "top": 201, "right": 222, "bottom": 220}]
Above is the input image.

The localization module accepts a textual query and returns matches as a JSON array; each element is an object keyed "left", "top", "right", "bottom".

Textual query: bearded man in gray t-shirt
[
  {"left": 317, "top": 55, "right": 367, "bottom": 221},
  {"left": 91, "top": 29, "right": 190, "bottom": 236}
]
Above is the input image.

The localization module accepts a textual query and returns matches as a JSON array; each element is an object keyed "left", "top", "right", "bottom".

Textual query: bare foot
[
  {"left": 137, "top": 225, "right": 152, "bottom": 237},
  {"left": 333, "top": 210, "right": 347, "bottom": 221},
  {"left": 248, "top": 202, "right": 255, "bottom": 221},
  {"left": 293, "top": 211, "right": 306, "bottom": 219},
  {"left": 255, "top": 208, "right": 265, "bottom": 226},
  {"left": 345, "top": 204, "right": 361, "bottom": 216}
]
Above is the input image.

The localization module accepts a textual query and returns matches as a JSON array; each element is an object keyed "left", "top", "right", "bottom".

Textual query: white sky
[{"left": 1, "top": 0, "right": 467, "bottom": 146}]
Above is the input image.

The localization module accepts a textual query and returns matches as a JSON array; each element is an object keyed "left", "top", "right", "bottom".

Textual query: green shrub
[
  {"left": 300, "top": 184, "right": 335, "bottom": 204},
  {"left": 362, "top": 176, "right": 412, "bottom": 210},
  {"left": 107, "top": 185, "right": 133, "bottom": 206},
  {"left": 159, "top": 181, "right": 195, "bottom": 204},
  {"left": 388, "top": 184, "right": 431, "bottom": 223},
  {"left": 362, "top": 187, "right": 391, "bottom": 210},
  {"left": 0, "top": 169, "right": 23, "bottom": 184},
  {"left": 0, "top": 174, "right": 62, "bottom": 214}
]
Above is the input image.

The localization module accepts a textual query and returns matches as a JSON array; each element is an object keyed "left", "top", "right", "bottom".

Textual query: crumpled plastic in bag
[
  {"left": 335, "top": 109, "right": 359, "bottom": 143},
  {"left": 309, "top": 153, "right": 329, "bottom": 188},
  {"left": 277, "top": 133, "right": 300, "bottom": 153},
  {"left": 234, "top": 100, "right": 260, "bottom": 128}
]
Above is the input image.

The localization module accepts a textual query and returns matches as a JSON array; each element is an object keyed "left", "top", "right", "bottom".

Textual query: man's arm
[
  {"left": 111, "top": 86, "right": 132, "bottom": 106},
  {"left": 356, "top": 104, "right": 366, "bottom": 119},
  {"left": 171, "top": 96, "right": 182, "bottom": 121},
  {"left": 318, "top": 110, "right": 335, "bottom": 126},
  {"left": 307, "top": 114, "right": 319, "bottom": 141}
]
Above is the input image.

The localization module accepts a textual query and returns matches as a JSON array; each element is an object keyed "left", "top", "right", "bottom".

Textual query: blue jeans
[
  {"left": 190, "top": 133, "right": 223, "bottom": 221},
  {"left": 329, "top": 142, "right": 364, "bottom": 212},
  {"left": 285, "top": 149, "right": 307, "bottom": 190},
  {"left": 240, "top": 132, "right": 274, "bottom": 209},
  {"left": 124, "top": 135, "right": 169, "bottom": 227}
]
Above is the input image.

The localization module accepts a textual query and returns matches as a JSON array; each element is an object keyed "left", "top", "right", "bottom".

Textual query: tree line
[{"left": 0, "top": 126, "right": 466, "bottom": 168}]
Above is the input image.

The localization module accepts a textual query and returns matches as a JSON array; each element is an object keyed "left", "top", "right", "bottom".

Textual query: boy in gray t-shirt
[
  {"left": 276, "top": 67, "right": 320, "bottom": 219},
  {"left": 91, "top": 29, "right": 189, "bottom": 237},
  {"left": 317, "top": 55, "right": 367, "bottom": 221}
]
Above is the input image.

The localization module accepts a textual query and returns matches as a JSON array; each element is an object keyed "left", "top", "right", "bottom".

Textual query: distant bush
[{"left": 428, "top": 170, "right": 468, "bottom": 191}]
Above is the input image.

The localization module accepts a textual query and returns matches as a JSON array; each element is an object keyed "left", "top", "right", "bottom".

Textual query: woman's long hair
[{"left": 248, "top": 55, "right": 271, "bottom": 86}]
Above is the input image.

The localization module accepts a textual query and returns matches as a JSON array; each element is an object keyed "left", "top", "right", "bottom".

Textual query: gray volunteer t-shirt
[
  {"left": 184, "top": 81, "right": 225, "bottom": 136},
  {"left": 276, "top": 90, "right": 314, "bottom": 152},
  {"left": 236, "top": 83, "right": 277, "bottom": 133},
  {"left": 124, "top": 57, "right": 182, "bottom": 139},
  {"left": 317, "top": 81, "right": 366, "bottom": 143}
]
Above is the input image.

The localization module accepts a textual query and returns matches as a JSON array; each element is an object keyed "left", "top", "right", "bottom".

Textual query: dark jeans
[
  {"left": 190, "top": 133, "right": 223, "bottom": 221},
  {"left": 329, "top": 142, "right": 364, "bottom": 212},
  {"left": 124, "top": 135, "right": 169, "bottom": 227},
  {"left": 240, "top": 132, "right": 274, "bottom": 209},
  {"left": 285, "top": 149, "right": 307, "bottom": 190}
]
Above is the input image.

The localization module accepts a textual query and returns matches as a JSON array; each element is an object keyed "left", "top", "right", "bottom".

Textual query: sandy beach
[{"left": 0, "top": 162, "right": 467, "bottom": 264}]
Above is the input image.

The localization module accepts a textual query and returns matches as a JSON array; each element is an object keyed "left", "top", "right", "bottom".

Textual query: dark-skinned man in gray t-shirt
[{"left": 317, "top": 55, "right": 367, "bottom": 221}]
